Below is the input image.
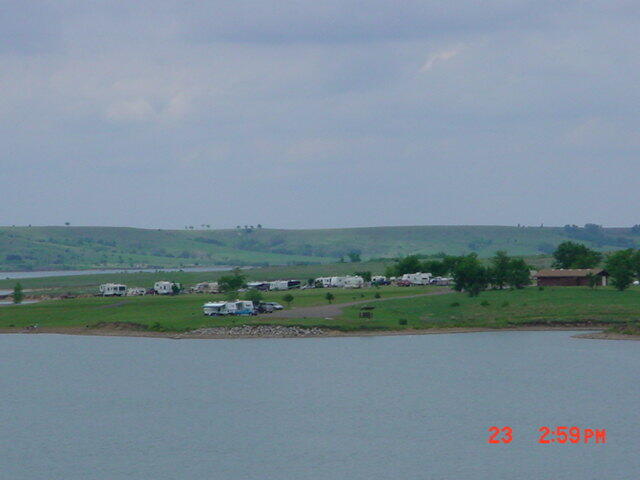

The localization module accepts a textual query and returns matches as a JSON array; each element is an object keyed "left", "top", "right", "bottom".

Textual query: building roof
[{"left": 534, "top": 268, "right": 607, "bottom": 278}]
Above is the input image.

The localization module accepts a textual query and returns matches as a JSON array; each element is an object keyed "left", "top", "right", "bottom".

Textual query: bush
[
  {"left": 398, "top": 319, "right": 408, "bottom": 326},
  {"left": 501, "top": 301, "right": 510, "bottom": 308},
  {"left": 374, "top": 292, "right": 381, "bottom": 299},
  {"left": 450, "top": 302, "right": 460, "bottom": 307},
  {"left": 480, "top": 300, "right": 490, "bottom": 307},
  {"left": 538, "top": 286, "right": 544, "bottom": 291}
]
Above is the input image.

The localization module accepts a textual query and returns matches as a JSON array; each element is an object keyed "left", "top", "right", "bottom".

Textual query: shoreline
[{"left": 0, "top": 325, "right": 633, "bottom": 341}]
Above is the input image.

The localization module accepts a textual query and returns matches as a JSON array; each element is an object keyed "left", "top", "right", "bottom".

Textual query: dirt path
[{"left": 263, "top": 289, "right": 452, "bottom": 319}]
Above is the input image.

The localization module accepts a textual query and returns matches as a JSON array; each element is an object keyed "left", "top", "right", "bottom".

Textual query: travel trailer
[
  {"left": 401, "top": 272, "right": 432, "bottom": 285},
  {"left": 315, "top": 277, "right": 333, "bottom": 288},
  {"left": 269, "top": 280, "right": 290, "bottom": 291},
  {"left": 154, "top": 281, "right": 181, "bottom": 295},
  {"left": 342, "top": 276, "right": 365, "bottom": 288},
  {"left": 233, "top": 300, "right": 256, "bottom": 315},
  {"left": 203, "top": 301, "right": 235, "bottom": 316},
  {"left": 99, "top": 283, "right": 127, "bottom": 296},
  {"left": 247, "top": 281, "right": 270, "bottom": 291},
  {"left": 126, "top": 287, "right": 146, "bottom": 296},
  {"left": 191, "top": 282, "right": 219, "bottom": 294}
]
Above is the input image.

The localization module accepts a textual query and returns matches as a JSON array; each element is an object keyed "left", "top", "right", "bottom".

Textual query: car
[
  {"left": 263, "top": 302, "right": 284, "bottom": 310},
  {"left": 256, "top": 302, "right": 275, "bottom": 314}
]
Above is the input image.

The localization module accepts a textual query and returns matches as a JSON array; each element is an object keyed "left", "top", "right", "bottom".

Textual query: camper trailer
[
  {"left": 154, "top": 281, "right": 181, "bottom": 295},
  {"left": 99, "top": 283, "right": 127, "bottom": 296},
  {"left": 315, "top": 277, "right": 333, "bottom": 288},
  {"left": 191, "top": 282, "right": 219, "bottom": 294},
  {"left": 342, "top": 276, "right": 365, "bottom": 288},
  {"left": 233, "top": 300, "right": 256, "bottom": 315},
  {"left": 203, "top": 301, "right": 235, "bottom": 316},
  {"left": 126, "top": 287, "right": 146, "bottom": 296},
  {"left": 401, "top": 272, "right": 432, "bottom": 285},
  {"left": 247, "top": 281, "right": 270, "bottom": 291},
  {"left": 269, "top": 280, "right": 290, "bottom": 291}
]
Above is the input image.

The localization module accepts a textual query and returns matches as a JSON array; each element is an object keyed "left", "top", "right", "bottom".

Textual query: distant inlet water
[
  {"left": 0, "top": 265, "right": 237, "bottom": 280},
  {"left": 1, "top": 331, "right": 639, "bottom": 480}
]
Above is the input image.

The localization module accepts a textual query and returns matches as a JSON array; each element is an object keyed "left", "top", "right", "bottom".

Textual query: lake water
[
  {"left": 0, "top": 266, "right": 235, "bottom": 280},
  {"left": 1, "top": 331, "right": 638, "bottom": 480}
]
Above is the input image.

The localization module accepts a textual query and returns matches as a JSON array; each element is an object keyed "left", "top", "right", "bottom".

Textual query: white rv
[
  {"left": 269, "top": 280, "right": 290, "bottom": 291},
  {"left": 315, "top": 277, "right": 333, "bottom": 288},
  {"left": 342, "top": 276, "right": 365, "bottom": 288},
  {"left": 126, "top": 287, "right": 146, "bottom": 296},
  {"left": 203, "top": 301, "right": 234, "bottom": 316},
  {"left": 99, "top": 283, "right": 127, "bottom": 296},
  {"left": 191, "top": 282, "right": 219, "bottom": 294},
  {"left": 154, "top": 281, "right": 181, "bottom": 295},
  {"left": 401, "top": 272, "right": 432, "bottom": 285}
]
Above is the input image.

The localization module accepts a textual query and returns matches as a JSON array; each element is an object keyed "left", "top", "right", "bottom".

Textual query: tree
[
  {"left": 606, "top": 249, "right": 636, "bottom": 291},
  {"left": 452, "top": 254, "right": 488, "bottom": 296},
  {"left": 505, "top": 258, "right": 531, "bottom": 289},
  {"left": 552, "top": 241, "right": 602, "bottom": 269},
  {"left": 489, "top": 251, "right": 510, "bottom": 289},
  {"left": 354, "top": 271, "right": 372, "bottom": 282},
  {"left": 325, "top": 292, "right": 335, "bottom": 304},
  {"left": 218, "top": 273, "right": 246, "bottom": 292},
  {"left": 282, "top": 293, "right": 294, "bottom": 307},
  {"left": 13, "top": 283, "right": 24, "bottom": 304},
  {"left": 348, "top": 251, "right": 361, "bottom": 263},
  {"left": 244, "top": 289, "right": 264, "bottom": 305},
  {"left": 171, "top": 283, "right": 181, "bottom": 295},
  {"left": 388, "top": 255, "right": 422, "bottom": 276}
]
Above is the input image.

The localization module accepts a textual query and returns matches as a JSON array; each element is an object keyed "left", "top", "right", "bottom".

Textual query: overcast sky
[{"left": 2, "top": 1, "right": 639, "bottom": 229}]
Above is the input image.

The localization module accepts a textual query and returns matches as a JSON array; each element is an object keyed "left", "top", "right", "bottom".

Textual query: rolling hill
[{"left": 1, "top": 224, "right": 637, "bottom": 272}]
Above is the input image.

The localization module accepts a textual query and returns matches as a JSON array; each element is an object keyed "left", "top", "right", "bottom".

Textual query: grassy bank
[
  {"left": 0, "top": 286, "right": 428, "bottom": 331},
  {"left": 2, "top": 286, "right": 639, "bottom": 335}
]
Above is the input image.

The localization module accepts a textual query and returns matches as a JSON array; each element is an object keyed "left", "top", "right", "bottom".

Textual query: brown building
[{"left": 534, "top": 268, "right": 609, "bottom": 287}]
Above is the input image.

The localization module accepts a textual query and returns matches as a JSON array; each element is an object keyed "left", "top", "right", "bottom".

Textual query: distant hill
[{"left": 1, "top": 224, "right": 637, "bottom": 271}]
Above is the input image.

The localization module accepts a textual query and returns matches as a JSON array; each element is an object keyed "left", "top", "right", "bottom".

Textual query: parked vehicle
[
  {"left": 371, "top": 275, "right": 389, "bottom": 286},
  {"left": 315, "top": 277, "right": 332, "bottom": 288},
  {"left": 99, "top": 283, "right": 127, "bottom": 296},
  {"left": 287, "top": 280, "right": 301, "bottom": 289},
  {"left": 247, "top": 281, "right": 270, "bottom": 291},
  {"left": 126, "top": 287, "right": 146, "bottom": 296},
  {"left": 203, "top": 301, "right": 235, "bottom": 316},
  {"left": 190, "top": 282, "right": 219, "bottom": 294},
  {"left": 233, "top": 300, "right": 256, "bottom": 315},
  {"left": 430, "top": 277, "right": 453, "bottom": 286},
  {"left": 401, "top": 272, "right": 432, "bottom": 285},
  {"left": 154, "top": 281, "right": 181, "bottom": 295},
  {"left": 256, "top": 302, "right": 275, "bottom": 313},
  {"left": 262, "top": 302, "right": 284, "bottom": 311},
  {"left": 269, "top": 280, "right": 290, "bottom": 291}
]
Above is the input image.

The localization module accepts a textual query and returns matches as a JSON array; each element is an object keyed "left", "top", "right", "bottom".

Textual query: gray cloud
[{"left": 1, "top": 1, "right": 640, "bottom": 228}]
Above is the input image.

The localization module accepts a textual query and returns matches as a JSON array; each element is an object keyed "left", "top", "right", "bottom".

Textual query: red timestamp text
[{"left": 487, "top": 426, "right": 607, "bottom": 444}]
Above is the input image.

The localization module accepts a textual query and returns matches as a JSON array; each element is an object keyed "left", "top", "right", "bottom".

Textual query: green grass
[
  {"left": 1, "top": 224, "right": 635, "bottom": 271},
  {"left": 340, "top": 287, "right": 640, "bottom": 330},
  {"left": 0, "top": 286, "right": 430, "bottom": 330}
]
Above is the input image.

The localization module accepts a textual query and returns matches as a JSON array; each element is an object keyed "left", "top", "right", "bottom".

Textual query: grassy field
[
  {"left": 0, "top": 286, "right": 430, "bottom": 331},
  {"left": 2, "top": 286, "right": 639, "bottom": 334},
  {"left": 1, "top": 224, "right": 634, "bottom": 271},
  {"left": 340, "top": 287, "right": 640, "bottom": 330}
]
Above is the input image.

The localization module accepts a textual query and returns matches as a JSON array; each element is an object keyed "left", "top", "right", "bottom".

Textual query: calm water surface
[
  {"left": 0, "top": 266, "right": 235, "bottom": 280},
  {"left": 1, "top": 331, "right": 638, "bottom": 480}
]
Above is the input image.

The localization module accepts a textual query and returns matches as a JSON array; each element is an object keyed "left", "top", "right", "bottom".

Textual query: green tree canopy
[
  {"left": 605, "top": 249, "right": 636, "bottom": 291},
  {"left": 218, "top": 273, "right": 246, "bottom": 293},
  {"left": 552, "top": 241, "right": 603, "bottom": 269},
  {"left": 452, "top": 254, "right": 489, "bottom": 296}
]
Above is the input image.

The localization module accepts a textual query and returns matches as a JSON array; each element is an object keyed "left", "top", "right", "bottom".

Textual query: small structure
[
  {"left": 99, "top": 283, "right": 127, "bottom": 296},
  {"left": 401, "top": 272, "right": 432, "bottom": 285},
  {"left": 534, "top": 269, "right": 609, "bottom": 287}
]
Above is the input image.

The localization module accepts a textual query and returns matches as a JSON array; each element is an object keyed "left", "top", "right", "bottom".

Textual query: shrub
[
  {"left": 538, "top": 286, "right": 545, "bottom": 291},
  {"left": 480, "top": 300, "right": 490, "bottom": 307},
  {"left": 450, "top": 302, "right": 460, "bottom": 307},
  {"left": 374, "top": 292, "right": 381, "bottom": 299},
  {"left": 398, "top": 319, "right": 408, "bottom": 326},
  {"left": 501, "top": 301, "right": 510, "bottom": 308}
]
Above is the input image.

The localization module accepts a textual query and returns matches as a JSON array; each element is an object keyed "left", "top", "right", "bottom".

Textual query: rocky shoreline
[{"left": 177, "top": 325, "right": 328, "bottom": 338}]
